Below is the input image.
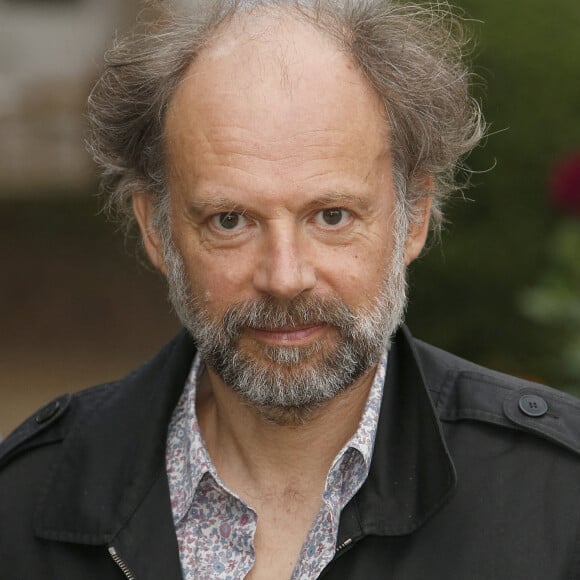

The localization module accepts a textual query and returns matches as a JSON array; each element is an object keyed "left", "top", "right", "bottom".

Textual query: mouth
[{"left": 244, "top": 324, "right": 327, "bottom": 346}]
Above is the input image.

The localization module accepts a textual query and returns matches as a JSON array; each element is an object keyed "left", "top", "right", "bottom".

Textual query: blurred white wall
[{"left": 0, "top": 0, "right": 138, "bottom": 196}]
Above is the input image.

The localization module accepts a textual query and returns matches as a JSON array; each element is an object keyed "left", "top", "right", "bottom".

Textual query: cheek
[
  {"left": 320, "top": 243, "right": 392, "bottom": 307},
  {"left": 181, "top": 247, "right": 256, "bottom": 308}
]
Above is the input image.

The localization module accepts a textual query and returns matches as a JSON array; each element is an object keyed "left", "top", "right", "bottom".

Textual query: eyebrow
[
  {"left": 186, "top": 197, "right": 247, "bottom": 217},
  {"left": 186, "top": 191, "right": 372, "bottom": 217},
  {"left": 306, "top": 192, "right": 371, "bottom": 211}
]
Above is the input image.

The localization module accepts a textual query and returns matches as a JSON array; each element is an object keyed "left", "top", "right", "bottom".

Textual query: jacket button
[
  {"left": 518, "top": 394, "right": 548, "bottom": 418},
  {"left": 35, "top": 400, "right": 61, "bottom": 424}
]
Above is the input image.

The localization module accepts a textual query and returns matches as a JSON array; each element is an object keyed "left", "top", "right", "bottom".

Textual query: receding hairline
[{"left": 162, "top": 6, "right": 392, "bottom": 188}]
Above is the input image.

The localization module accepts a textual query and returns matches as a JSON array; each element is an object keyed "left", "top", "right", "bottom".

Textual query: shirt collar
[
  {"left": 165, "top": 354, "right": 214, "bottom": 525},
  {"left": 339, "top": 350, "right": 387, "bottom": 468},
  {"left": 166, "top": 350, "right": 388, "bottom": 525}
]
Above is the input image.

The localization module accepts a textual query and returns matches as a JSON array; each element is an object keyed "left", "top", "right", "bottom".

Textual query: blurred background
[{"left": 1, "top": 0, "right": 579, "bottom": 437}]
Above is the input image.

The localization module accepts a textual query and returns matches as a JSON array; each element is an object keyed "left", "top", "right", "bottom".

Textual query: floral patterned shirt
[{"left": 165, "top": 351, "right": 387, "bottom": 579}]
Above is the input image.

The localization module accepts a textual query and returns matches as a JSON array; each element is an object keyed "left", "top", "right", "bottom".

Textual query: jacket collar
[
  {"left": 34, "top": 330, "right": 195, "bottom": 545},
  {"left": 337, "top": 326, "right": 456, "bottom": 542},
  {"left": 34, "top": 326, "right": 456, "bottom": 546}
]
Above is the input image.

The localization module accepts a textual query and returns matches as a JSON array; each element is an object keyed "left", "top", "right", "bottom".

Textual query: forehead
[{"left": 164, "top": 10, "right": 389, "bottom": 190}]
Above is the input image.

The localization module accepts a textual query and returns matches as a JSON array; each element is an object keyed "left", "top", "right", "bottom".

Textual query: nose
[{"left": 253, "top": 224, "right": 316, "bottom": 300}]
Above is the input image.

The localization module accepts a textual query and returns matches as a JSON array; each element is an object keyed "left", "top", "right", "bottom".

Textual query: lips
[{"left": 246, "top": 324, "right": 326, "bottom": 345}]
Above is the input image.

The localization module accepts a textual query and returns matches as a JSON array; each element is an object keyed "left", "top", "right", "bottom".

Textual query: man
[{"left": 1, "top": 0, "right": 580, "bottom": 578}]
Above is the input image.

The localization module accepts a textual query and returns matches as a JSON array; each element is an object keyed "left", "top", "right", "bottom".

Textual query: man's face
[{"left": 134, "top": 14, "right": 430, "bottom": 418}]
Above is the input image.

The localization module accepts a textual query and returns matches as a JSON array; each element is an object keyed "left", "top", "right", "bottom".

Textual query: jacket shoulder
[
  {"left": 0, "top": 331, "right": 191, "bottom": 472},
  {"left": 413, "top": 338, "right": 580, "bottom": 457},
  {"left": 0, "top": 330, "right": 192, "bottom": 473},
  {"left": 0, "top": 382, "right": 116, "bottom": 471}
]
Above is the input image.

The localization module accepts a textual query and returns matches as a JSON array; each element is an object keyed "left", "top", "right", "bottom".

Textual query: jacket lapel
[
  {"left": 338, "top": 326, "right": 456, "bottom": 544},
  {"left": 34, "top": 331, "right": 195, "bottom": 559},
  {"left": 108, "top": 470, "right": 183, "bottom": 579}
]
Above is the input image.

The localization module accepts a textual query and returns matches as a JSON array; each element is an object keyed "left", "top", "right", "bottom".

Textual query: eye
[
  {"left": 314, "top": 208, "right": 351, "bottom": 228},
  {"left": 209, "top": 212, "right": 249, "bottom": 232}
]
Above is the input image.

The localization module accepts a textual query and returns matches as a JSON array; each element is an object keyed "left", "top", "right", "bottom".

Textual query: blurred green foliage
[
  {"left": 406, "top": 0, "right": 580, "bottom": 390},
  {"left": 520, "top": 223, "right": 580, "bottom": 390}
]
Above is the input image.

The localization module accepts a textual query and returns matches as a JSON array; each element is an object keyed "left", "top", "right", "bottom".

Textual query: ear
[
  {"left": 132, "top": 192, "right": 168, "bottom": 275},
  {"left": 404, "top": 195, "right": 433, "bottom": 265}
]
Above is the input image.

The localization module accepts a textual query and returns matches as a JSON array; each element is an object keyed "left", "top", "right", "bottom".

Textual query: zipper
[
  {"left": 335, "top": 537, "right": 353, "bottom": 553},
  {"left": 319, "top": 536, "right": 360, "bottom": 578},
  {"left": 108, "top": 546, "right": 137, "bottom": 580}
]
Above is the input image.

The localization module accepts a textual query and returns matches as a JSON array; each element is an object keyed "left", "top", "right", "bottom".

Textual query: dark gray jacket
[{"left": 2, "top": 327, "right": 580, "bottom": 579}]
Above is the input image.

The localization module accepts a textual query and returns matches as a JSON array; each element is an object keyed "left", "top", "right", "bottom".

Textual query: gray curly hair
[{"left": 87, "top": 0, "right": 484, "bottom": 239}]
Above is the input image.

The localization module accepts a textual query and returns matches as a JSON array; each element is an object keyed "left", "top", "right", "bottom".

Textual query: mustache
[{"left": 219, "top": 295, "right": 356, "bottom": 339}]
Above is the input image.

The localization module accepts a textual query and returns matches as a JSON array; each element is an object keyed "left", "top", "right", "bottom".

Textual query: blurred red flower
[{"left": 549, "top": 152, "right": 580, "bottom": 215}]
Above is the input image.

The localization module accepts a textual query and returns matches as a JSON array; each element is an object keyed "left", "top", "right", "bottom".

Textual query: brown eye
[
  {"left": 210, "top": 212, "right": 248, "bottom": 232},
  {"left": 315, "top": 208, "right": 350, "bottom": 227},
  {"left": 219, "top": 213, "right": 240, "bottom": 229}
]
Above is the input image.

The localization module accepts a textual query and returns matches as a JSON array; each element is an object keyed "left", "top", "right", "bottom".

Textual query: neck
[{"left": 196, "top": 364, "right": 377, "bottom": 496}]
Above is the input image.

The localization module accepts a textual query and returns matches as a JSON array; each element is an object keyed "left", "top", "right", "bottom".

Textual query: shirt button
[
  {"left": 518, "top": 394, "right": 548, "bottom": 418},
  {"left": 35, "top": 400, "right": 61, "bottom": 424}
]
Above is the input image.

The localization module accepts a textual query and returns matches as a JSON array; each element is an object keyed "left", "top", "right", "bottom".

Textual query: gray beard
[{"left": 160, "top": 218, "right": 408, "bottom": 422}]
